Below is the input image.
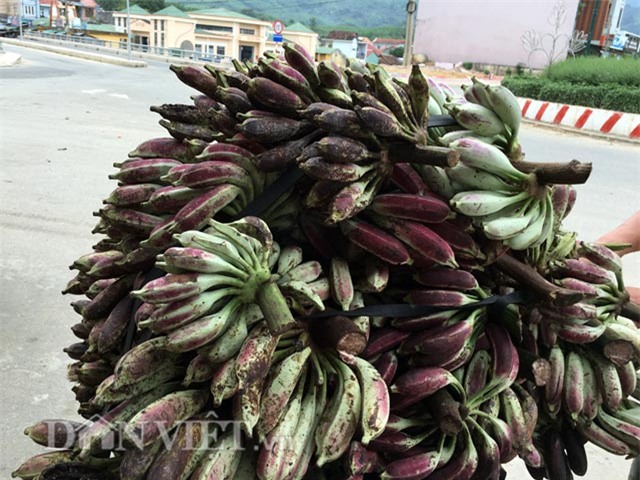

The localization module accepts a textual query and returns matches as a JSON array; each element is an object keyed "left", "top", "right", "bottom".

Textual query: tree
[
  {"left": 389, "top": 45, "right": 404, "bottom": 57},
  {"left": 97, "top": 0, "right": 125, "bottom": 12},
  {"left": 137, "top": 0, "right": 164, "bottom": 12},
  {"left": 309, "top": 16, "right": 318, "bottom": 29}
]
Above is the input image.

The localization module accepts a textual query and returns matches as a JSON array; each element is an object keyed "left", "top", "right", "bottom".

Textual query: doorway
[{"left": 239, "top": 45, "right": 254, "bottom": 61}]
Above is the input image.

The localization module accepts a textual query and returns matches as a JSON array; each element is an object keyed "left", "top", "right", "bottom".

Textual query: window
[
  {"left": 239, "top": 28, "right": 254, "bottom": 35},
  {"left": 216, "top": 45, "right": 225, "bottom": 56},
  {"left": 195, "top": 44, "right": 202, "bottom": 52},
  {"left": 617, "top": 10, "right": 623, "bottom": 29},
  {"left": 160, "top": 20, "right": 165, "bottom": 31},
  {"left": 195, "top": 24, "right": 232, "bottom": 33},
  {"left": 154, "top": 19, "right": 157, "bottom": 30},
  {"left": 154, "top": 32, "right": 157, "bottom": 45},
  {"left": 161, "top": 33, "right": 165, "bottom": 47}
]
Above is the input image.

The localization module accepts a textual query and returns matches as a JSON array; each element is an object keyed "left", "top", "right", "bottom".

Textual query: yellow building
[
  {"left": 0, "top": 0, "right": 19, "bottom": 17},
  {"left": 189, "top": 8, "right": 270, "bottom": 61},
  {"left": 112, "top": 4, "right": 151, "bottom": 48},
  {"left": 111, "top": 6, "right": 318, "bottom": 61},
  {"left": 82, "top": 23, "right": 127, "bottom": 47},
  {"left": 315, "top": 46, "right": 348, "bottom": 66}
]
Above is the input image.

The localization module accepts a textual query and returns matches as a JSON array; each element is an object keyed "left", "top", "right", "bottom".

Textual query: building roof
[
  {"left": 118, "top": 4, "right": 149, "bottom": 14},
  {"left": 84, "top": 23, "right": 117, "bottom": 32},
  {"left": 153, "top": 5, "right": 190, "bottom": 18},
  {"left": 285, "top": 22, "right": 315, "bottom": 34},
  {"left": 316, "top": 46, "right": 338, "bottom": 55},
  {"left": 32, "top": 17, "right": 50, "bottom": 26},
  {"left": 327, "top": 30, "right": 357, "bottom": 40},
  {"left": 379, "top": 54, "right": 400, "bottom": 65},
  {"left": 189, "top": 7, "right": 259, "bottom": 21},
  {"left": 373, "top": 37, "right": 404, "bottom": 45},
  {"left": 366, "top": 52, "right": 379, "bottom": 64},
  {"left": 361, "top": 36, "right": 382, "bottom": 56}
]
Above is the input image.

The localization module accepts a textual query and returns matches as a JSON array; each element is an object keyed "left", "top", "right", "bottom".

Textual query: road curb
[
  {"left": 517, "top": 97, "right": 640, "bottom": 142},
  {"left": 0, "top": 38, "right": 147, "bottom": 68},
  {"left": 521, "top": 118, "right": 640, "bottom": 146}
]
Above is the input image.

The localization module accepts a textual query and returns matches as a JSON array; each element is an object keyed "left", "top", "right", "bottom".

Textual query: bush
[
  {"left": 462, "top": 62, "right": 473, "bottom": 70},
  {"left": 545, "top": 56, "right": 640, "bottom": 87},
  {"left": 389, "top": 46, "right": 404, "bottom": 58},
  {"left": 505, "top": 67, "right": 513, "bottom": 76},
  {"left": 602, "top": 86, "right": 640, "bottom": 113},
  {"left": 537, "top": 83, "right": 608, "bottom": 109},
  {"left": 501, "top": 76, "right": 640, "bottom": 113},
  {"left": 501, "top": 76, "right": 549, "bottom": 98}
]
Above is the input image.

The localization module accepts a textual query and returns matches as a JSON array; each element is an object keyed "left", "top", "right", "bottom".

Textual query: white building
[
  {"left": 321, "top": 30, "right": 367, "bottom": 60},
  {"left": 413, "top": 0, "right": 581, "bottom": 69}
]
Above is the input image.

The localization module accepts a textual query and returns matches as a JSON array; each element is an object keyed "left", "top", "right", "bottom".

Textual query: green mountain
[
  {"left": 169, "top": 0, "right": 406, "bottom": 30},
  {"left": 621, "top": 2, "right": 640, "bottom": 35}
]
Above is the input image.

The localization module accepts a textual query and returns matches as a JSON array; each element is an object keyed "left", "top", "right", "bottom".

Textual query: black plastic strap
[
  {"left": 302, "top": 290, "right": 534, "bottom": 320},
  {"left": 428, "top": 114, "right": 458, "bottom": 128},
  {"left": 231, "top": 117, "right": 456, "bottom": 220},
  {"left": 122, "top": 267, "right": 165, "bottom": 354},
  {"left": 233, "top": 165, "right": 305, "bottom": 220}
]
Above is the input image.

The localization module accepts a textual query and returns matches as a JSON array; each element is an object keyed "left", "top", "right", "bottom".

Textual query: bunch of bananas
[
  {"left": 442, "top": 138, "right": 556, "bottom": 252},
  {"left": 13, "top": 42, "right": 640, "bottom": 480}
]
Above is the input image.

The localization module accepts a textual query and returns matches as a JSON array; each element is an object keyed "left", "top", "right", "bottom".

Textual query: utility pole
[
  {"left": 126, "top": 0, "right": 131, "bottom": 61},
  {"left": 18, "top": 0, "right": 23, "bottom": 39},
  {"left": 402, "top": 0, "right": 417, "bottom": 66},
  {"left": 586, "top": 0, "right": 601, "bottom": 55}
]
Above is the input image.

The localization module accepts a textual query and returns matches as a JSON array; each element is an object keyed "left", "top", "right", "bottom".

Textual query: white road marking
[
  {"left": 108, "top": 93, "right": 130, "bottom": 99},
  {"left": 81, "top": 89, "right": 106, "bottom": 94}
]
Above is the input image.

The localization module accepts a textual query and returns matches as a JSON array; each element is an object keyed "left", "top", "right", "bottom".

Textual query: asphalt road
[{"left": 1, "top": 45, "right": 639, "bottom": 479}]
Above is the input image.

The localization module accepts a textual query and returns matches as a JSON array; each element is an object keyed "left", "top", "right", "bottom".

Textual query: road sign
[
  {"left": 273, "top": 34, "right": 283, "bottom": 43},
  {"left": 273, "top": 19, "right": 284, "bottom": 35}
]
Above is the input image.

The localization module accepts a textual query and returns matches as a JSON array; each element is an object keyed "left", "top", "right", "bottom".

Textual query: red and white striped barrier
[{"left": 517, "top": 98, "right": 640, "bottom": 140}]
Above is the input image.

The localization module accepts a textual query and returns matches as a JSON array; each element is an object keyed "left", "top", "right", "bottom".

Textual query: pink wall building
[{"left": 413, "top": 0, "right": 581, "bottom": 69}]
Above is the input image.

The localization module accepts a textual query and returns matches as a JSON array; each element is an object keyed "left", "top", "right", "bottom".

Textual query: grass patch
[
  {"left": 502, "top": 77, "right": 640, "bottom": 113},
  {"left": 501, "top": 57, "right": 640, "bottom": 113},
  {"left": 545, "top": 56, "right": 640, "bottom": 87}
]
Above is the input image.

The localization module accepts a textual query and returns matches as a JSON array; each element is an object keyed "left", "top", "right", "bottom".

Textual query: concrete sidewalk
[{"left": 0, "top": 50, "right": 22, "bottom": 66}]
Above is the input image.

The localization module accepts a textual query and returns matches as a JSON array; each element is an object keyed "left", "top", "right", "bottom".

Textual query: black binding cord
[
  {"left": 427, "top": 114, "right": 458, "bottom": 128},
  {"left": 231, "top": 115, "right": 458, "bottom": 220},
  {"left": 301, "top": 290, "right": 534, "bottom": 320},
  {"left": 233, "top": 165, "right": 305, "bottom": 220},
  {"left": 122, "top": 267, "right": 165, "bottom": 354}
]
